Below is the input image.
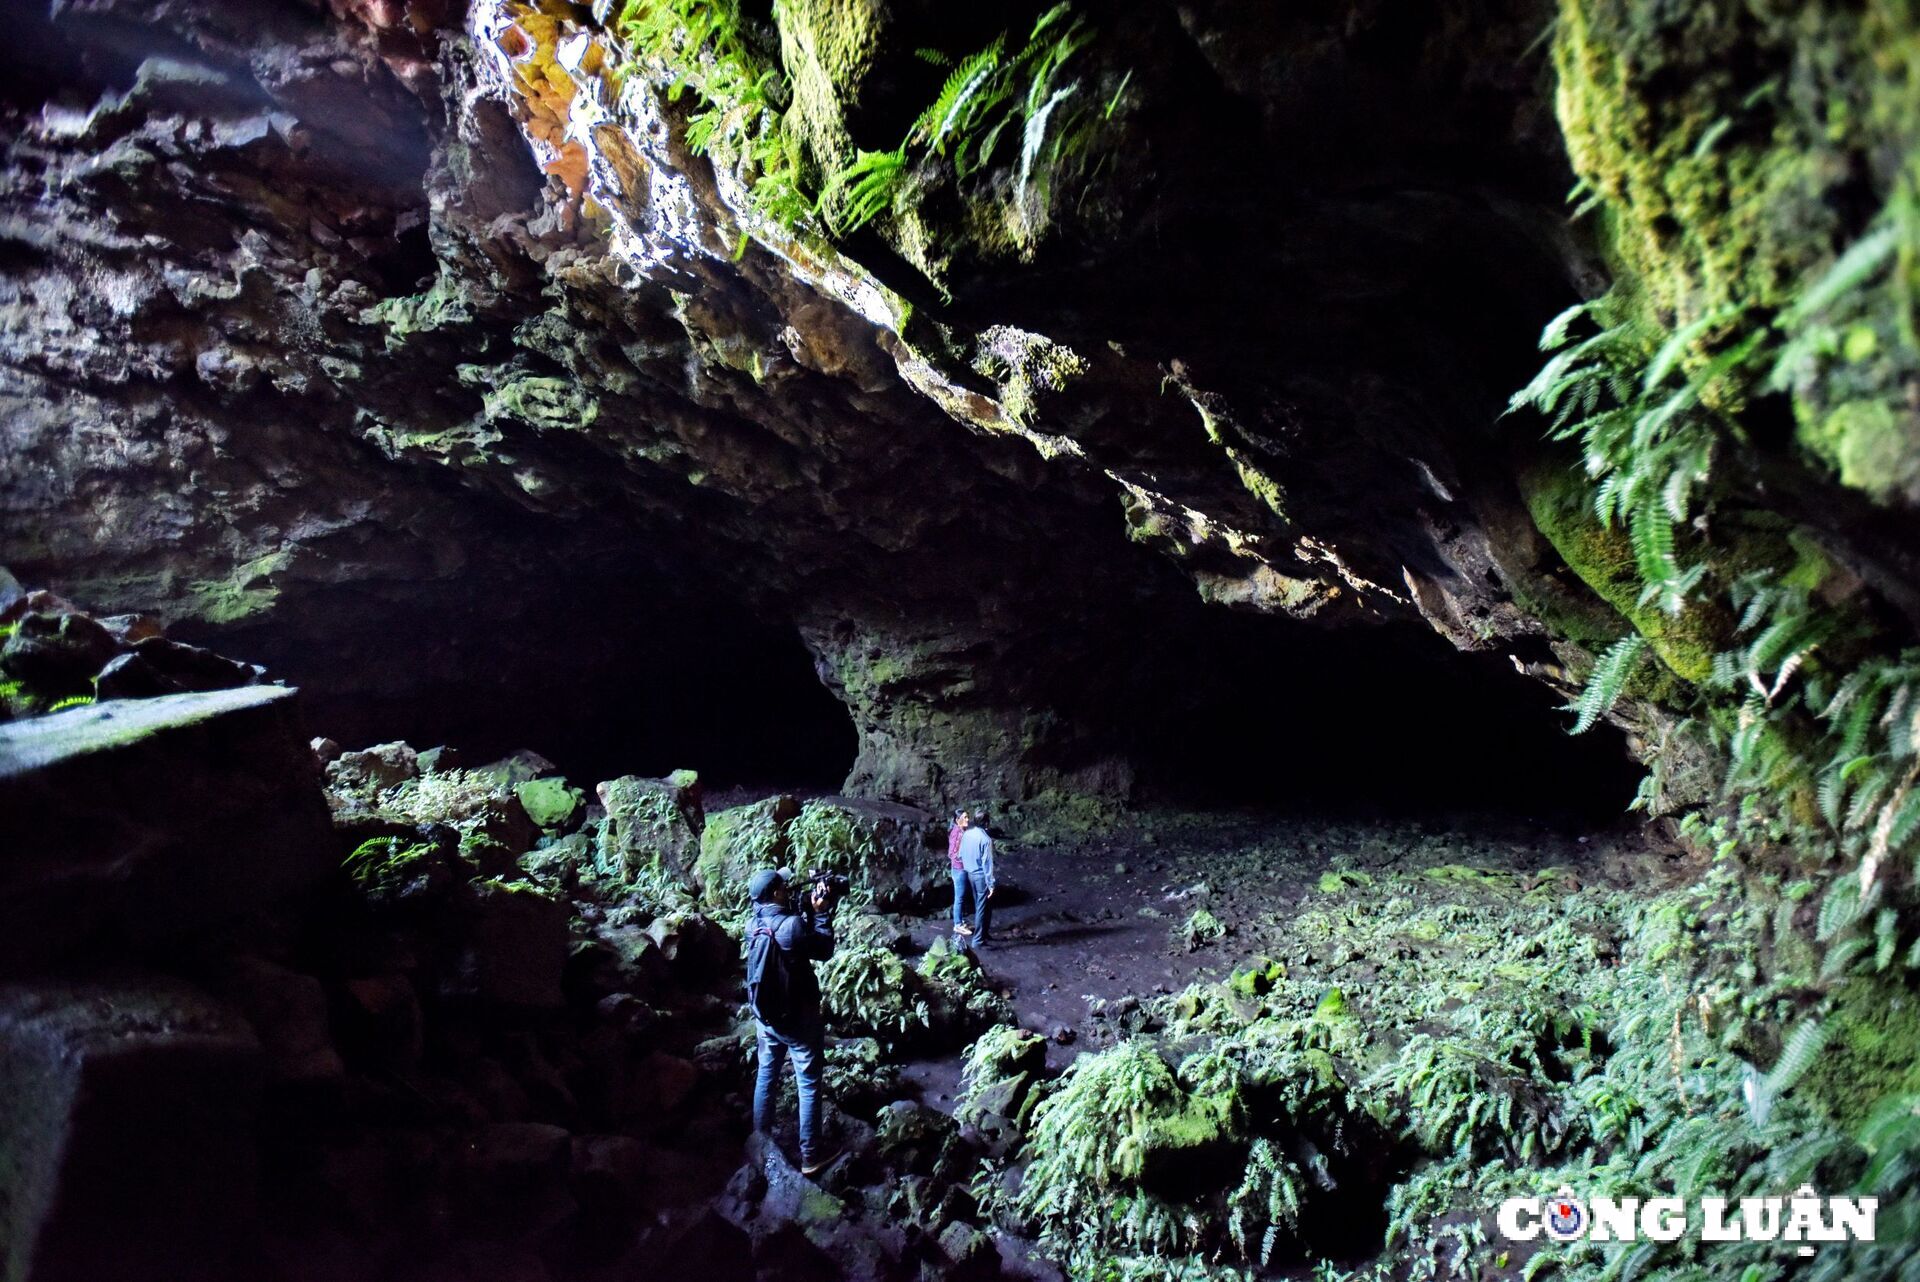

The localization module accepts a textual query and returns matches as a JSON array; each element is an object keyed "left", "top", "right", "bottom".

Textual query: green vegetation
[
  {"left": 614, "top": 0, "right": 812, "bottom": 226},
  {"left": 1495, "top": 5, "right": 1920, "bottom": 1226},
  {"left": 608, "top": 0, "right": 1128, "bottom": 280},
  {"left": 968, "top": 853, "right": 1920, "bottom": 1281},
  {"left": 817, "top": 928, "right": 931, "bottom": 1046},
  {"left": 342, "top": 837, "right": 448, "bottom": 910},
  {"left": 1175, "top": 906, "right": 1226, "bottom": 951},
  {"left": 818, "top": 916, "right": 1007, "bottom": 1050},
  {"left": 816, "top": 4, "right": 1109, "bottom": 245}
]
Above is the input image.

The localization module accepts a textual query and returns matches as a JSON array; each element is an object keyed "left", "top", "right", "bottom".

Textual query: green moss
[
  {"left": 775, "top": 0, "right": 886, "bottom": 172},
  {"left": 694, "top": 795, "right": 795, "bottom": 907},
  {"left": 1227, "top": 956, "right": 1285, "bottom": 999},
  {"left": 514, "top": 777, "right": 583, "bottom": 829},
  {"left": 362, "top": 274, "right": 474, "bottom": 346},
  {"left": 1517, "top": 456, "right": 1722, "bottom": 683},
  {"left": 971, "top": 326, "right": 1091, "bottom": 425},
  {"left": 1798, "top": 977, "right": 1920, "bottom": 1129},
  {"left": 1799, "top": 398, "right": 1920, "bottom": 499},
  {"left": 186, "top": 550, "right": 291, "bottom": 626},
  {"left": 1176, "top": 907, "right": 1226, "bottom": 952},
  {"left": 1554, "top": 0, "right": 1860, "bottom": 329},
  {"left": 482, "top": 375, "right": 599, "bottom": 431}
]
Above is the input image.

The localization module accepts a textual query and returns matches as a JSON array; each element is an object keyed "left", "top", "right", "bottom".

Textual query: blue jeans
[
  {"left": 753, "top": 1020, "right": 823, "bottom": 1166},
  {"left": 962, "top": 870, "right": 992, "bottom": 944},
  {"left": 951, "top": 869, "right": 967, "bottom": 925}
]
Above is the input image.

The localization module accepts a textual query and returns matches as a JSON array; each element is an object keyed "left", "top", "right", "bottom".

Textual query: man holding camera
[{"left": 745, "top": 867, "right": 839, "bottom": 1175}]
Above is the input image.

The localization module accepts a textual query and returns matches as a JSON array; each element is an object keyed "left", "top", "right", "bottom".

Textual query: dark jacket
[{"left": 750, "top": 899, "right": 835, "bottom": 1031}]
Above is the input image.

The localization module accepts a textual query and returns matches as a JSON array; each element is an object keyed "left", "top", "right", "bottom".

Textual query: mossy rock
[
  {"left": 787, "top": 796, "right": 943, "bottom": 911},
  {"left": 775, "top": 0, "right": 890, "bottom": 171},
  {"left": 515, "top": 776, "right": 584, "bottom": 830},
  {"left": 694, "top": 794, "right": 800, "bottom": 908},
  {"left": 1796, "top": 975, "right": 1920, "bottom": 1130},
  {"left": 1517, "top": 453, "right": 1723, "bottom": 686},
  {"left": 1798, "top": 397, "right": 1920, "bottom": 504},
  {"left": 516, "top": 830, "right": 593, "bottom": 890},
  {"left": 1553, "top": 0, "right": 1920, "bottom": 506},
  {"left": 0, "top": 611, "right": 117, "bottom": 697},
  {"left": 1228, "top": 956, "right": 1286, "bottom": 999},
  {"left": 594, "top": 773, "right": 705, "bottom": 890}
]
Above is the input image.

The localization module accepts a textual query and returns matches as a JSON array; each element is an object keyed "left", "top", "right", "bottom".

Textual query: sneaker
[
  {"left": 800, "top": 1146, "right": 841, "bottom": 1177},
  {"left": 954, "top": 923, "right": 974, "bottom": 936}
]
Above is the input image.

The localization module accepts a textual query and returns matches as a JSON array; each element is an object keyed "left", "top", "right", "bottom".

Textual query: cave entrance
[
  {"left": 1128, "top": 610, "right": 1644, "bottom": 827},
  {"left": 211, "top": 567, "right": 858, "bottom": 795}
]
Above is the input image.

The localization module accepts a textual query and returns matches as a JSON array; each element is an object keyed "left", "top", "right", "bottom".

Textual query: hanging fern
[
  {"left": 1571, "top": 635, "right": 1650, "bottom": 734},
  {"left": 818, "top": 148, "right": 907, "bottom": 236}
]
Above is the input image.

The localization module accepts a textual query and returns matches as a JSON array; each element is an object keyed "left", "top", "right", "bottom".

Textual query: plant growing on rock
[
  {"left": 1176, "top": 906, "right": 1226, "bottom": 952},
  {"left": 1007, "top": 1038, "right": 1209, "bottom": 1261},
  {"left": 342, "top": 837, "right": 453, "bottom": 911},
  {"left": 816, "top": 917, "right": 930, "bottom": 1047}
]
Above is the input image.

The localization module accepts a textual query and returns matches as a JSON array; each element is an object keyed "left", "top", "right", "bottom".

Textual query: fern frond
[
  {"left": 1572, "top": 636, "right": 1649, "bottom": 734},
  {"left": 820, "top": 148, "right": 907, "bottom": 234},
  {"left": 1781, "top": 223, "right": 1900, "bottom": 328},
  {"left": 912, "top": 38, "right": 1007, "bottom": 154}
]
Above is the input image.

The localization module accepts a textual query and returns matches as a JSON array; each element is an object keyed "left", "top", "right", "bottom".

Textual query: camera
[{"left": 800, "top": 870, "right": 851, "bottom": 904}]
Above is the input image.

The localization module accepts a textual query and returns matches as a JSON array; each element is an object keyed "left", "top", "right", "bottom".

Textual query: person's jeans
[
  {"left": 966, "top": 869, "right": 992, "bottom": 943},
  {"left": 951, "top": 869, "right": 967, "bottom": 926},
  {"left": 753, "top": 1020, "right": 824, "bottom": 1166}
]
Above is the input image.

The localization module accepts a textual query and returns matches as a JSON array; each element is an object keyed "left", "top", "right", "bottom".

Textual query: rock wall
[{"left": 4, "top": 0, "right": 1916, "bottom": 819}]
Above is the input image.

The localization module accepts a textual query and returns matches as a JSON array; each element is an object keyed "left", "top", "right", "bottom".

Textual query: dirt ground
[{"left": 891, "top": 808, "right": 1685, "bottom": 1108}]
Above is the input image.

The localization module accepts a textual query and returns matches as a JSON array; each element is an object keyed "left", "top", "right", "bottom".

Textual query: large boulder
[
  {"left": 594, "top": 772, "right": 705, "bottom": 890},
  {"left": 0, "top": 686, "right": 333, "bottom": 970},
  {"left": 514, "top": 775, "right": 584, "bottom": 830},
  {"left": 695, "top": 794, "right": 800, "bottom": 907},
  {"left": 435, "top": 879, "right": 572, "bottom": 1010},
  {"left": 0, "top": 610, "right": 118, "bottom": 698},
  {"left": 788, "top": 797, "right": 944, "bottom": 911},
  {"left": 92, "top": 637, "right": 265, "bottom": 700},
  {"left": 0, "top": 977, "right": 263, "bottom": 1282},
  {"left": 693, "top": 794, "right": 944, "bottom": 911}
]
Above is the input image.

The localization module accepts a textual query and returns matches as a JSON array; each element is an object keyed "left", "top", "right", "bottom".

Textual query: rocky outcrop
[
  {"left": 0, "top": 684, "right": 332, "bottom": 970},
  {"left": 3, "top": 0, "right": 1916, "bottom": 833},
  {"left": 0, "top": 0, "right": 1610, "bottom": 812}
]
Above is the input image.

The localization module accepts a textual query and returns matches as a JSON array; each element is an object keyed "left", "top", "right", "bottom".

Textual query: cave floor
[{"left": 888, "top": 807, "right": 1691, "bottom": 1110}]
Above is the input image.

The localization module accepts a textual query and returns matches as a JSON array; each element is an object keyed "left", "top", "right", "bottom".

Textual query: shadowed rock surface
[{"left": 0, "top": 684, "right": 332, "bottom": 969}]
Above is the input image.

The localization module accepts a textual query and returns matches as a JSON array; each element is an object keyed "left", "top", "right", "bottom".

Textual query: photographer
[{"left": 744, "top": 867, "right": 840, "bottom": 1175}]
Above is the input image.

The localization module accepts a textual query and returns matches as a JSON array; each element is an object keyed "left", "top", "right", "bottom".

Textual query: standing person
[
  {"left": 957, "top": 811, "right": 995, "bottom": 947},
  {"left": 948, "top": 808, "right": 973, "bottom": 936},
  {"left": 745, "top": 867, "right": 839, "bottom": 1175}
]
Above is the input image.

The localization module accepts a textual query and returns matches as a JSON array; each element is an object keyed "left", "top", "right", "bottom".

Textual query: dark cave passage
[
  {"left": 202, "top": 554, "right": 1640, "bottom": 824},
  {"left": 198, "top": 576, "right": 860, "bottom": 793},
  {"left": 1128, "top": 612, "right": 1644, "bottom": 826}
]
